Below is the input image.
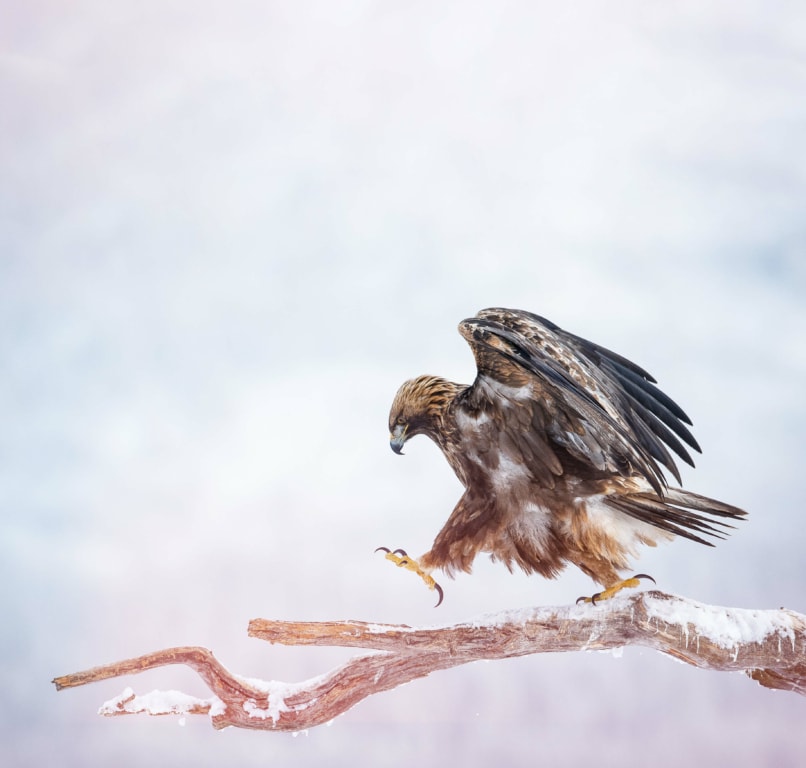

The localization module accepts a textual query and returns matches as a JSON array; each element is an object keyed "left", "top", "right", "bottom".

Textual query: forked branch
[{"left": 53, "top": 591, "right": 806, "bottom": 731}]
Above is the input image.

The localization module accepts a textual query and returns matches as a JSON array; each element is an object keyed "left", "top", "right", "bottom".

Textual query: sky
[{"left": 2, "top": 1, "right": 806, "bottom": 766}]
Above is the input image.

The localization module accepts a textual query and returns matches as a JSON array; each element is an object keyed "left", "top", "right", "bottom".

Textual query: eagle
[{"left": 381, "top": 308, "right": 746, "bottom": 605}]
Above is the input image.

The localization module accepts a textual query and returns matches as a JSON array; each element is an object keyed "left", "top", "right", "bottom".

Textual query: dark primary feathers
[
  {"left": 461, "top": 309, "right": 696, "bottom": 493},
  {"left": 388, "top": 308, "right": 746, "bottom": 587}
]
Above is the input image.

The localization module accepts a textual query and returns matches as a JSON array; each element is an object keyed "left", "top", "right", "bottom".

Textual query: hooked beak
[{"left": 390, "top": 423, "right": 408, "bottom": 455}]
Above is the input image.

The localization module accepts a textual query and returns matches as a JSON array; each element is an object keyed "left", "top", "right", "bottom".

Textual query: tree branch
[{"left": 53, "top": 591, "right": 806, "bottom": 731}]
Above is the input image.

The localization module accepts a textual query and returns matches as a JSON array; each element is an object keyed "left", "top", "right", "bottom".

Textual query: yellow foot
[
  {"left": 375, "top": 547, "right": 444, "bottom": 607},
  {"left": 576, "top": 573, "right": 656, "bottom": 605}
]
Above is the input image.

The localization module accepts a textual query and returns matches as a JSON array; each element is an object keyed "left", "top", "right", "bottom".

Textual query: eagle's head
[{"left": 388, "top": 375, "right": 463, "bottom": 454}]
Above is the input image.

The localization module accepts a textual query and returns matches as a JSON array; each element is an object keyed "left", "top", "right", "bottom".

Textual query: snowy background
[{"left": 3, "top": 1, "right": 806, "bottom": 765}]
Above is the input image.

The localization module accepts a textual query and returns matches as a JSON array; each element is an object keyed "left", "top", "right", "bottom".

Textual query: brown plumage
[{"left": 388, "top": 308, "right": 746, "bottom": 589}]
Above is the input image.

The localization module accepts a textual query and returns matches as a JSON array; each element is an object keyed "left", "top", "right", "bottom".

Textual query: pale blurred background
[{"left": 2, "top": 1, "right": 806, "bottom": 765}]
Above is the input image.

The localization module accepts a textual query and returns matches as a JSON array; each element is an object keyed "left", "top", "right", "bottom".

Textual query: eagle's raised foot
[
  {"left": 576, "top": 573, "right": 656, "bottom": 605},
  {"left": 375, "top": 547, "right": 444, "bottom": 607}
]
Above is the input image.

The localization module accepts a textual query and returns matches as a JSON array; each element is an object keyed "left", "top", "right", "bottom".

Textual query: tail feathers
[{"left": 608, "top": 488, "right": 747, "bottom": 547}]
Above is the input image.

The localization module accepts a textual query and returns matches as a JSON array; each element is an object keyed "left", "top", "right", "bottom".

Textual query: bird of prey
[{"left": 380, "top": 308, "right": 746, "bottom": 606}]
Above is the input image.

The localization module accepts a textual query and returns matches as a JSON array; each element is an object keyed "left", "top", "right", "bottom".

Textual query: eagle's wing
[{"left": 458, "top": 308, "right": 701, "bottom": 495}]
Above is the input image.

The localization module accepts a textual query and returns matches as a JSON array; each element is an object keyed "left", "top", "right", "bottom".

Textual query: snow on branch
[{"left": 53, "top": 591, "right": 806, "bottom": 731}]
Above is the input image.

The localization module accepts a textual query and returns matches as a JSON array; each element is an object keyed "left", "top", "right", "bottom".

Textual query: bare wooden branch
[{"left": 53, "top": 591, "right": 806, "bottom": 731}]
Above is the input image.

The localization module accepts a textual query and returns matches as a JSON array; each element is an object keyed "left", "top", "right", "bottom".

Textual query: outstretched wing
[{"left": 458, "top": 307, "right": 701, "bottom": 494}]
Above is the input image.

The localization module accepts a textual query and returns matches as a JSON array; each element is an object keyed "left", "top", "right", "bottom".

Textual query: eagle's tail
[{"left": 607, "top": 488, "right": 747, "bottom": 546}]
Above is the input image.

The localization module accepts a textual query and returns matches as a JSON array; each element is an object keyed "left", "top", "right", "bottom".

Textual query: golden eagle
[{"left": 381, "top": 308, "right": 746, "bottom": 605}]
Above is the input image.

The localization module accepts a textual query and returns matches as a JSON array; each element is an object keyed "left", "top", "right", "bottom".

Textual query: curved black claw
[
  {"left": 374, "top": 546, "right": 409, "bottom": 558},
  {"left": 632, "top": 573, "right": 656, "bottom": 585},
  {"left": 433, "top": 581, "right": 444, "bottom": 608}
]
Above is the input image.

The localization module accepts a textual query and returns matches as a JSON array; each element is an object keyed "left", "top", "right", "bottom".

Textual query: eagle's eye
[{"left": 396, "top": 416, "right": 406, "bottom": 426}]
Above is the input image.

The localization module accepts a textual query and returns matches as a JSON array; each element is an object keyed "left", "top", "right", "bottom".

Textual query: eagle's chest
[{"left": 450, "top": 407, "right": 533, "bottom": 491}]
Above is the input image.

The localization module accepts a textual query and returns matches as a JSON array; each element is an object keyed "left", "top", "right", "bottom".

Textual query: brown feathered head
[{"left": 388, "top": 375, "right": 463, "bottom": 454}]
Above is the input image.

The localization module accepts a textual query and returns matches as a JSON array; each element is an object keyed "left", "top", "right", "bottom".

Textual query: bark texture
[{"left": 53, "top": 591, "right": 806, "bottom": 731}]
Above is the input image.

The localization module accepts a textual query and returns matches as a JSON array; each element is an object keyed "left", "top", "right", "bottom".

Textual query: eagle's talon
[
  {"left": 375, "top": 546, "right": 411, "bottom": 561},
  {"left": 376, "top": 546, "right": 445, "bottom": 606},
  {"left": 578, "top": 573, "right": 657, "bottom": 605}
]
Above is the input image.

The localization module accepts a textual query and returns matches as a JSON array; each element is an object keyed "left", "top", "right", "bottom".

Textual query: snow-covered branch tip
[{"left": 53, "top": 590, "right": 806, "bottom": 732}]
